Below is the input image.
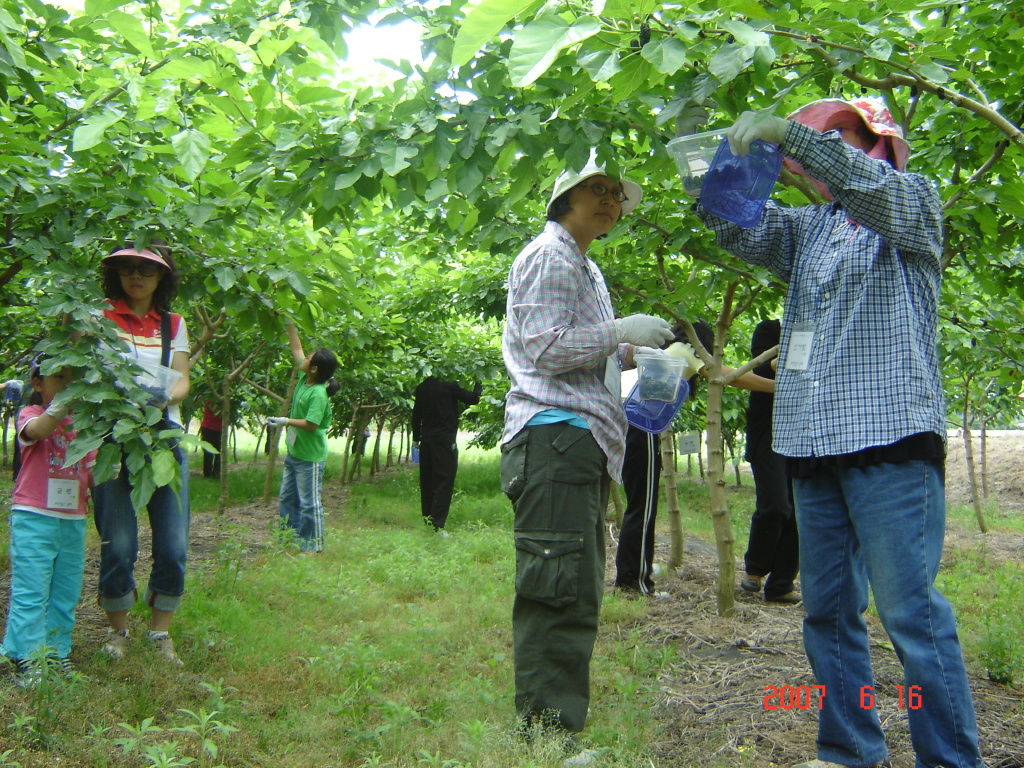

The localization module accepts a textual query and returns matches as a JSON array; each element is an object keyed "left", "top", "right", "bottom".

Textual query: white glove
[
  {"left": 727, "top": 111, "right": 789, "bottom": 156},
  {"left": 665, "top": 342, "right": 705, "bottom": 379},
  {"left": 266, "top": 416, "right": 289, "bottom": 427},
  {"left": 615, "top": 315, "right": 674, "bottom": 347},
  {"left": 675, "top": 98, "right": 716, "bottom": 136},
  {"left": 44, "top": 398, "right": 73, "bottom": 421}
]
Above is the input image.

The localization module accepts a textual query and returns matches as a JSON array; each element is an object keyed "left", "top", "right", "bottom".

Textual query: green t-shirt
[{"left": 287, "top": 372, "right": 331, "bottom": 463}]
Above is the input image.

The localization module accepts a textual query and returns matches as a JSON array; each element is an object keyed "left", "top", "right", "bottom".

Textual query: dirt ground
[
  {"left": 3, "top": 431, "right": 1022, "bottom": 766},
  {"left": 631, "top": 430, "right": 1024, "bottom": 768}
]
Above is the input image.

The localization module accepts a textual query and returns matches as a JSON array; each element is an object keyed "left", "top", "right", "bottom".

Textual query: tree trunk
[
  {"left": 980, "top": 416, "right": 988, "bottom": 499},
  {"left": 217, "top": 379, "right": 231, "bottom": 515},
  {"left": 263, "top": 368, "right": 298, "bottom": 503},
  {"left": 705, "top": 370, "right": 736, "bottom": 617},
  {"left": 961, "top": 395, "right": 988, "bottom": 533},
  {"left": 661, "top": 429, "right": 684, "bottom": 570}
]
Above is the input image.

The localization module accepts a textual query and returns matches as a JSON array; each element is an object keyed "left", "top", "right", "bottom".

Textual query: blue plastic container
[
  {"left": 624, "top": 377, "right": 691, "bottom": 434},
  {"left": 700, "top": 138, "right": 782, "bottom": 228}
]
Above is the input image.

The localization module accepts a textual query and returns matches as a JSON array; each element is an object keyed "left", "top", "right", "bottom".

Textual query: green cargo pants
[{"left": 500, "top": 423, "right": 610, "bottom": 734}]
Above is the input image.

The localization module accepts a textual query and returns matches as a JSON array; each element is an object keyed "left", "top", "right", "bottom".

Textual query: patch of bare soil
[{"left": 623, "top": 431, "right": 1024, "bottom": 768}]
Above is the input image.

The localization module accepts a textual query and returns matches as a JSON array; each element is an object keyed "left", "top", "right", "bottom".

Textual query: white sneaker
[
  {"left": 147, "top": 632, "right": 183, "bottom": 667},
  {"left": 563, "top": 749, "right": 600, "bottom": 768},
  {"left": 103, "top": 629, "right": 130, "bottom": 659},
  {"left": 437, "top": 529, "right": 452, "bottom": 539}
]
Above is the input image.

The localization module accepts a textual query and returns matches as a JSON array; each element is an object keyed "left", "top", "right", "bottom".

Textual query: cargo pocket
[
  {"left": 500, "top": 429, "right": 529, "bottom": 502},
  {"left": 514, "top": 530, "right": 585, "bottom": 608}
]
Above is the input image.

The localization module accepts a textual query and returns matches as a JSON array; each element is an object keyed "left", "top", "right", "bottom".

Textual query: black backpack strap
[{"left": 161, "top": 312, "right": 172, "bottom": 368}]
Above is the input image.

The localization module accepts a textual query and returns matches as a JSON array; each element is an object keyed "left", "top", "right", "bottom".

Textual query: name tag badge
[
  {"left": 786, "top": 322, "right": 815, "bottom": 372},
  {"left": 47, "top": 478, "right": 80, "bottom": 511}
]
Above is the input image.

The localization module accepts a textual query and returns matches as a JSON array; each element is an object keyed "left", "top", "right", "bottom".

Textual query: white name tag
[
  {"left": 47, "top": 478, "right": 80, "bottom": 511},
  {"left": 786, "top": 323, "right": 815, "bottom": 372}
]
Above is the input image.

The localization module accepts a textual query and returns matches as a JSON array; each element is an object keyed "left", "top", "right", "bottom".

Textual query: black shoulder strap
[{"left": 161, "top": 312, "right": 172, "bottom": 368}]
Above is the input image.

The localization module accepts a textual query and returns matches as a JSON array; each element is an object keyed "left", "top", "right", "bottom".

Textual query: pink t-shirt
[{"left": 13, "top": 405, "right": 96, "bottom": 520}]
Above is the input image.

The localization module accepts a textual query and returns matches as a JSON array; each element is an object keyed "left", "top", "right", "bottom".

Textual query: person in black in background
[
  {"left": 411, "top": 376, "right": 482, "bottom": 537},
  {"left": 740, "top": 318, "right": 801, "bottom": 603}
]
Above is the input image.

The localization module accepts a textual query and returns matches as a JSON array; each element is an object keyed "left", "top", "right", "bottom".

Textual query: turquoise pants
[{"left": 3, "top": 511, "right": 86, "bottom": 660}]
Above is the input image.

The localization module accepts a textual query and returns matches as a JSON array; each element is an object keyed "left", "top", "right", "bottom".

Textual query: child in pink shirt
[{"left": 2, "top": 356, "right": 95, "bottom": 688}]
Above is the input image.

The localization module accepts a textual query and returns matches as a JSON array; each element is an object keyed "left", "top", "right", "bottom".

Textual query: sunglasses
[{"left": 115, "top": 260, "right": 163, "bottom": 278}]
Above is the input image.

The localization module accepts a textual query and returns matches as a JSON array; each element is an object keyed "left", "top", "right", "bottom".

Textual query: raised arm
[{"left": 285, "top": 320, "right": 306, "bottom": 366}]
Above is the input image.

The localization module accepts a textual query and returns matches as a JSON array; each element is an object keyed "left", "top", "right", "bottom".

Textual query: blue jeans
[
  {"left": 278, "top": 454, "right": 325, "bottom": 552},
  {"left": 794, "top": 460, "right": 983, "bottom": 768},
  {"left": 93, "top": 446, "right": 190, "bottom": 613},
  {"left": 2, "top": 512, "right": 86, "bottom": 660}
]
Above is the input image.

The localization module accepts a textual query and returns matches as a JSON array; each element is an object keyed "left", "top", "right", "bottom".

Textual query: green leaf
[
  {"left": 578, "top": 49, "right": 622, "bottom": 82},
  {"left": 452, "top": 0, "right": 540, "bottom": 67},
  {"left": 214, "top": 265, "right": 237, "bottom": 291},
  {"left": 151, "top": 448, "right": 177, "bottom": 487},
  {"left": 508, "top": 15, "right": 601, "bottom": 87},
  {"left": 129, "top": 464, "right": 156, "bottom": 513},
  {"left": 106, "top": 10, "right": 156, "bottom": 59},
  {"left": 868, "top": 38, "right": 893, "bottom": 61},
  {"left": 720, "top": 20, "right": 770, "bottom": 48},
  {"left": 379, "top": 144, "right": 418, "bottom": 175},
  {"left": 84, "top": 0, "right": 133, "bottom": 16},
  {"left": 286, "top": 271, "right": 312, "bottom": 296},
  {"left": 640, "top": 37, "right": 689, "bottom": 75},
  {"left": 917, "top": 62, "right": 950, "bottom": 83},
  {"left": 171, "top": 128, "right": 211, "bottom": 181},
  {"left": 92, "top": 443, "right": 123, "bottom": 486},
  {"left": 71, "top": 108, "right": 124, "bottom": 152},
  {"left": 708, "top": 42, "right": 754, "bottom": 85}
]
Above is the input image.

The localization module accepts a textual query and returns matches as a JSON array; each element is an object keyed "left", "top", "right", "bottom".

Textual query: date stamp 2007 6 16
[{"left": 763, "top": 685, "right": 923, "bottom": 711}]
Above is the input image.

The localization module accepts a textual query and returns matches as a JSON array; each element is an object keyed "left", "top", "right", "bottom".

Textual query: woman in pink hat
[
  {"left": 695, "top": 100, "right": 983, "bottom": 768},
  {"left": 92, "top": 241, "right": 191, "bottom": 667}
]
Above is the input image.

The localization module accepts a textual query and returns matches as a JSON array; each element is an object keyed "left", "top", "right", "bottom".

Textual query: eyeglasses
[
  {"left": 116, "top": 260, "right": 162, "bottom": 278},
  {"left": 580, "top": 182, "right": 628, "bottom": 204}
]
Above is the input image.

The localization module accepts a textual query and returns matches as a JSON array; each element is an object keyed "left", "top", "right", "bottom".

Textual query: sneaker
[
  {"left": 651, "top": 563, "right": 665, "bottom": 578},
  {"left": 13, "top": 659, "right": 41, "bottom": 689},
  {"left": 437, "top": 529, "right": 452, "bottom": 540},
  {"left": 103, "top": 628, "right": 131, "bottom": 659},
  {"left": 740, "top": 575, "right": 762, "bottom": 592},
  {"left": 563, "top": 748, "right": 601, "bottom": 768},
  {"left": 766, "top": 590, "right": 803, "bottom": 604},
  {"left": 791, "top": 761, "right": 878, "bottom": 768},
  {"left": 651, "top": 591, "right": 671, "bottom": 599},
  {"left": 147, "top": 632, "right": 183, "bottom": 667}
]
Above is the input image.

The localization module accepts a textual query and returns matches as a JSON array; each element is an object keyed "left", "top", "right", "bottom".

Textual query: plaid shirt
[
  {"left": 699, "top": 121, "right": 946, "bottom": 458},
  {"left": 501, "top": 221, "right": 629, "bottom": 482}
]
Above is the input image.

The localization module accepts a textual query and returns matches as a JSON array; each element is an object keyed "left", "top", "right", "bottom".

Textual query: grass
[{"left": 0, "top": 433, "right": 1020, "bottom": 766}]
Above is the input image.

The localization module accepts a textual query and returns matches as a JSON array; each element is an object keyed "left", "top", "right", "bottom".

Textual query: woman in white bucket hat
[{"left": 499, "top": 153, "right": 671, "bottom": 761}]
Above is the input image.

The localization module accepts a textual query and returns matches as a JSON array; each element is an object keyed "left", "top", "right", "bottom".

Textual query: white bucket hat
[{"left": 547, "top": 155, "right": 643, "bottom": 217}]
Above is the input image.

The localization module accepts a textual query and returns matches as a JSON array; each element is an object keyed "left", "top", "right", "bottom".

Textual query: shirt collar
[
  {"left": 107, "top": 297, "right": 161, "bottom": 322},
  {"left": 544, "top": 220, "right": 585, "bottom": 262}
]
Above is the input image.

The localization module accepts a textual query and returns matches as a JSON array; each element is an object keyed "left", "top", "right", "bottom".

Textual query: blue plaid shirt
[
  {"left": 699, "top": 122, "right": 946, "bottom": 458},
  {"left": 502, "top": 221, "right": 630, "bottom": 481}
]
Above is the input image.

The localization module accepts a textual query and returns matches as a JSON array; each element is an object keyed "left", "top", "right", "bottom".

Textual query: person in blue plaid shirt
[
  {"left": 500, "top": 154, "right": 674, "bottom": 759},
  {"left": 696, "top": 99, "right": 983, "bottom": 768}
]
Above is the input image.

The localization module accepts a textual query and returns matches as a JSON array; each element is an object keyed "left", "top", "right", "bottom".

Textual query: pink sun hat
[{"left": 783, "top": 97, "right": 910, "bottom": 199}]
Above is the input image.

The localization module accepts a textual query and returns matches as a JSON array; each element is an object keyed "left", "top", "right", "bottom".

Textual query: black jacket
[{"left": 412, "top": 376, "right": 482, "bottom": 443}]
